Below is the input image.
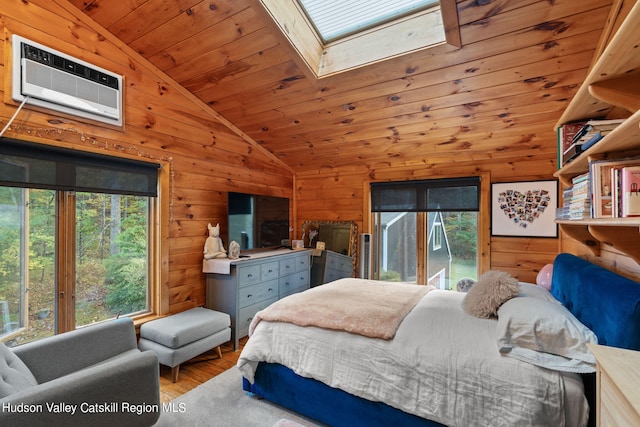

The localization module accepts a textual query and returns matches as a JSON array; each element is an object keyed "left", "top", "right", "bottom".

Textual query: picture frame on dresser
[{"left": 491, "top": 180, "right": 558, "bottom": 237}]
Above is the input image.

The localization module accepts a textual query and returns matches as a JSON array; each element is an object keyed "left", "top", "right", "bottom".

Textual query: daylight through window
[
  {"left": 297, "top": 0, "right": 440, "bottom": 43},
  {"left": 371, "top": 177, "right": 480, "bottom": 288},
  {"left": 0, "top": 138, "right": 160, "bottom": 346}
]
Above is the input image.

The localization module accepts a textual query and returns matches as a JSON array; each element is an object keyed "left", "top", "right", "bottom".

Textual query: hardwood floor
[{"left": 159, "top": 337, "right": 247, "bottom": 403}]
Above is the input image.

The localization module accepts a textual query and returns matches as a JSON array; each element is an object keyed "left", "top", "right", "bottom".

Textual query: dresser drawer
[
  {"left": 238, "top": 297, "right": 277, "bottom": 338},
  {"left": 237, "top": 264, "right": 261, "bottom": 287},
  {"left": 325, "top": 269, "right": 350, "bottom": 283},
  {"left": 279, "top": 257, "right": 296, "bottom": 277},
  {"left": 238, "top": 279, "right": 278, "bottom": 309},
  {"left": 295, "top": 253, "right": 310, "bottom": 272},
  {"left": 327, "top": 255, "right": 352, "bottom": 274},
  {"left": 261, "top": 261, "right": 280, "bottom": 282},
  {"left": 279, "top": 270, "right": 309, "bottom": 298}
]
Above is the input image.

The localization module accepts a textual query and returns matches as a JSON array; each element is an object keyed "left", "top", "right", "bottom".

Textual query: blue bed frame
[{"left": 242, "top": 253, "right": 640, "bottom": 427}]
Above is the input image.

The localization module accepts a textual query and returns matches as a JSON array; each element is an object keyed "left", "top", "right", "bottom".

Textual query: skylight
[
  {"left": 258, "top": 0, "right": 459, "bottom": 78},
  {"left": 298, "top": 0, "right": 440, "bottom": 43}
]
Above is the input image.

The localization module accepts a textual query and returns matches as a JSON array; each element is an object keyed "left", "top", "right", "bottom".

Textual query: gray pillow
[{"left": 0, "top": 343, "right": 38, "bottom": 398}]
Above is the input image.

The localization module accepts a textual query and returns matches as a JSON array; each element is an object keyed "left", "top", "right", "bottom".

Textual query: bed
[{"left": 237, "top": 253, "right": 640, "bottom": 427}]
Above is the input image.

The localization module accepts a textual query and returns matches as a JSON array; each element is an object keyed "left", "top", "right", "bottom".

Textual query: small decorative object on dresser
[
  {"left": 228, "top": 240, "right": 240, "bottom": 259},
  {"left": 204, "top": 223, "right": 227, "bottom": 259}
]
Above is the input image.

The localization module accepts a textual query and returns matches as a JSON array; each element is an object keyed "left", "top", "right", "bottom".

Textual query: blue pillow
[{"left": 551, "top": 253, "right": 640, "bottom": 350}]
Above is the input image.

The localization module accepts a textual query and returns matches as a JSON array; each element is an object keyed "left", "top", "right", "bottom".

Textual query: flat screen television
[{"left": 228, "top": 192, "right": 290, "bottom": 252}]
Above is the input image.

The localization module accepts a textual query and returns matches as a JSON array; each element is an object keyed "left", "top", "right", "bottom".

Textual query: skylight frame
[{"left": 256, "top": 0, "right": 460, "bottom": 79}]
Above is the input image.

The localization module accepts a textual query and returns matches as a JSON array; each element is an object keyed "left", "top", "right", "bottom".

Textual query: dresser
[
  {"left": 588, "top": 343, "right": 640, "bottom": 427},
  {"left": 204, "top": 249, "right": 311, "bottom": 350},
  {"left": 310, "top": 250, "right": 353, "bottom": 286}
]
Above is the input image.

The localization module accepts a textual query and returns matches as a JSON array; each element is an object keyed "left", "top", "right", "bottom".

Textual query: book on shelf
[
  {"left": 558, "top": 121, "right": 587, "bottom": 167},
  {"left": 589, "top": 157, "right": 640, "bottom": 218},
  {"left": 559, "top": 119, "right": 624, "bottom": 166},
  {"left": 570, "top": 173, "right": 591, "bottom": 220},
  {"left": 571, "top": 119, "right": 625, "bottom": 144},
  {"left": 620, "top": 166, "right": 640, "bottom": 217},
  {"left": 556, "top": 173, "right": 591, "bottom": 220},
  {"left": 558, "top": 121, "right": 587, "bottom": 153}
]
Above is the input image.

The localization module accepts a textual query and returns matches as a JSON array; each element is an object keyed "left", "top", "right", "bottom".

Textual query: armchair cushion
[{"left": 0, "top": 344, "right": 37, "bottom": 399}]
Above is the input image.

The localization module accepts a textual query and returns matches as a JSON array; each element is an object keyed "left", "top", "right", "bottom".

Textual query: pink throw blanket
[{"left": 249, "top": 278, "right": 433, "bottom": 339}]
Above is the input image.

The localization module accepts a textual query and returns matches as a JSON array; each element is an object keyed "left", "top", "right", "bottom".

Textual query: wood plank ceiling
[{"left": 67, "top": 0, "right": 615, "bottom": 173}]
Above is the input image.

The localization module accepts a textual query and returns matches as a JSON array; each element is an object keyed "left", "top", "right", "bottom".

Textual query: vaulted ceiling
[{"left": 67, "top": 0, "right": 616, "bottom": 173}]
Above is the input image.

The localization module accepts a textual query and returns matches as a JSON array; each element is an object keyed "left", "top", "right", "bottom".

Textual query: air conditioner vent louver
[{"left": 11, "top": 35, "right": 123, "bottom": 127}]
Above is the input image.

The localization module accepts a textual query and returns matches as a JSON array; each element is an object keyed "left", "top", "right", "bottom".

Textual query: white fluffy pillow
[
  {"left": 496, "top": 296, "right": 597, "bottom": 373},
  {"left": 462, "top": 270, "right": 520, "bottom": 318}
]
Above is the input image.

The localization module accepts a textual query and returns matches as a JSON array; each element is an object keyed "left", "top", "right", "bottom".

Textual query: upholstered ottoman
[{"left": 138, "top": 307, "right": 230, "bottom": 382}]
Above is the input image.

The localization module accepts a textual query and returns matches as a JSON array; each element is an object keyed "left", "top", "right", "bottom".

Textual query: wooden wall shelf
[
  {"left": 557, "top": 221, "right": 640, "bottom": 263},
  {"left": 554, "top": 1, "right": 640, "bottom": 264}
]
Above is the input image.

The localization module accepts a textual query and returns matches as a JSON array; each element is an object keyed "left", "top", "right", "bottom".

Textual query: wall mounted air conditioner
[{"left": 11, "top": 35, "right": 123, "bottom": 127}]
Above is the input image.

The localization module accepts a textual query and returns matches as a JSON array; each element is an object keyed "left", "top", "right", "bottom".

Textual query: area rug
[{"left": 154, "top": 367, "right": 325, "bottom": 427}]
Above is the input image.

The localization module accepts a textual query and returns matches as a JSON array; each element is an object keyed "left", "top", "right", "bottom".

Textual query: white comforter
[{"left": 237, "top": 289, "right": 588, "bottom": 427}]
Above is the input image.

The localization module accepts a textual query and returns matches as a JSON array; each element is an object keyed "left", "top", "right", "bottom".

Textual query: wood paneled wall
[
  {"left": 0, "top": 0, "right": 293, "bottom": 314},
  {"left": 294, "top": 156, "right": 640, "bottom": 283},
  {"left": 2, "top": 0, "right": 636, "bottom": 322},
  {"left": 295, "top": 155, "right": 562, "bottom": 284}
]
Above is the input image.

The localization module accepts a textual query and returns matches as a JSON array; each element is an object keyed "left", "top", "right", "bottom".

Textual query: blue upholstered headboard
[{"left": 551, "top": 253, "right": 640, "bottom": 350}]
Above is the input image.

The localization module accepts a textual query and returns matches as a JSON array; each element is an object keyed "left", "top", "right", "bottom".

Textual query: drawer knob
[
  {"left": 247, "top": 274, "right": 253, "bottom": 278},
  {"left": 268, "top": 288, "right": 274, "bottom": 292},
  {"left": 247, "top": 294, "right": 252, "bottom": 298}
]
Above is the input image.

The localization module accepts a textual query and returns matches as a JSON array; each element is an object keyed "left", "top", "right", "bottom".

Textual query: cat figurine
[{"left": 203, "top": 223, "right": 227, "bottom": 259}]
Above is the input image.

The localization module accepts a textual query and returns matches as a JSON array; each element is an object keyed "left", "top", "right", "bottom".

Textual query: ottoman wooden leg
[
  {"left": 172, "top": 365, "right": 180, "bottom": 383},
  {"left": 216, "top": 345, "right": 222, "bottom": 358}
]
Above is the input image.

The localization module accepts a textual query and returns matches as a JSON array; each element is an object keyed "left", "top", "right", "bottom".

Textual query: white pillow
[
  {"left": 496, "top": 296, "right": 597, "bottom": 373},
  {"left": 517, "top": 282, "right": 559, "bottom": 303}
]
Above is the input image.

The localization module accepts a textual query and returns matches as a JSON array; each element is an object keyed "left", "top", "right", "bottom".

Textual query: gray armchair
[{"left": 0, "top": 317, "right": 160, "bottom": 427}]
